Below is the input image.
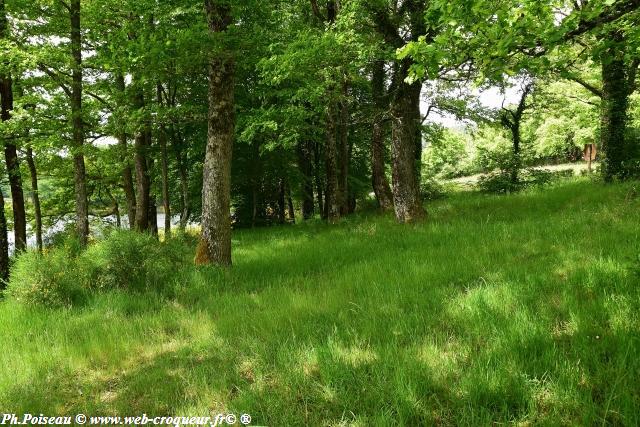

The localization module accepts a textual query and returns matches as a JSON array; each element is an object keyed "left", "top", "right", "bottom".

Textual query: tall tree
[
  {"left": 0, "top": 0, "right": 27, "bottom": 251},
  {"left": 367, "top": 0, "right": 428, "bottom": 223},
  {"left": 0, "top": 189, "right": 8, "bottom": 284},
  {"left": 500, "top": 81, "right": 535, "bottom": 184},
  {"left": 197, "top": 0, "right": 235, "bottom": 266},
  {"left": 70, "top": 0, "right": 90, "bottom": 245},
  {"left": 371, "top": 61, "right": 394, "bottom": 211}
]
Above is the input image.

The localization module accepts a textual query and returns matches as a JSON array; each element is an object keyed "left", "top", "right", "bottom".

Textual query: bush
[
  {"left": 478, "top": 168, "right": 574, "bottom": 194},
  {"left": 421, "top": 178, "right": 448, "bottom": 201},
  {"left": 81, "top": 230, "right": 191, "bottom": 292},
  {"left": 6, "top": 230, "right": 193, "bottom": 307},
  {"left": 6, "top": 247, "right": 85, "bottom": 308}
]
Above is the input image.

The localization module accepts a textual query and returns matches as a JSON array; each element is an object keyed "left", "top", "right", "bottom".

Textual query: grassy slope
[{"left": 1, "top": 179, "right": 639, "bottom": 425}]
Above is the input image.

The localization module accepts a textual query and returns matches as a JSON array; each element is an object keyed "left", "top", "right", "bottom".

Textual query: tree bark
[
  {"left": 146, "top": 129, "right": 158, "bottom": 238},
  {"left": 171, "top": 128, "right": 190, "bottom": 229},
  {"left": 501, "top": 82, "right": 533, "bottom": 185},
  {"left": 325, "top": 101, "right": 340, "bottom": 222},
  {"left": 115, "top": 74, "right": 136, "bottom": 228},
  {"left": 70, "top": 0, "right": 89, "bottom": 246},
  {"left": 277, "top": 178, "right": 286, "bottom": 224},
  {"left": 297, "top": 140, "right": 315, "bottom": 219},
  {"left": 157, "top": 84, "right": 171, "bottom": 238},
  {"left": 26, "top": 147, "right": 43, "bottom": 252},
  {"left": 390, "top": 64, "right": 425, "bottom": 223},
  {"left": 198, "top": 0, "right": 234, "bottom": 267},
  {"left": 1, "top": 0, "right": 27, "bottom": 252},
  {"left": 600, "top": 32, "right": 630, "bottom": 182},
  {"left": 0, "top": 189, "right": 8, "bottom": 284},
  {"left": 0, "top": 38, "right": 8, "bottom": 275},
  {"left": 133, "top": 87, "right": 151, "bottom": 232},
  {"left": 286, "top": 182, "right": 295, "bottom": 223},
  {"left": 371, "top": 61, "right": 394, "bottom": 211},
  {"left": 338, "top": 80, "right": 350, "bottom": 215},
  {"left": 314, "top": 141, "right": 325, "bottom": 218}
]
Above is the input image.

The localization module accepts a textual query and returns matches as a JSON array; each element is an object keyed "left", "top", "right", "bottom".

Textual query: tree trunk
[
  {"left": 297, "top": 140, "right": 315, "bottom": 219},
  {"left": 171, "top": 129, "right": 190, "bottom": 229},
  {"left": 286, "top": 182, "right": 295, "bottom": 223},
  {"left": 314, "top": 141, "right": 325, "bottom": 218},
  {"left": 146, "top": 129, "right": 158, "bottom": 238},
  {"left": 198, "top": 0, "right": 234, "bottom": 267},
  {"left": 390, "top": 66, "right": 425, "bottom": 223},
  {"left": 0, "top": 0, "right": 10, "bottom": 279},
  {"left": 277, "top": 178, "right": 286, "bottom": 224},
  {"left": 510, "top": 124, "right": 521, "bottom": 185},
  {"left": 0, "top": 189, "right": 8, "bottom": 284},
  {"left": 371, "top": 61, "right": 394, "bottom": 211},
  {"left": 115, "top": 74, "right": 136, "bottom": 228},
  {"left": 600, "top": 33, "right": 629, "bottom": 182},
  {"left": 1, "top": 0, "right": 27, "bottom": 252},
  {"left": 157, "top": 84, "right": 171, "bottom": 238},
  {"left": 133, "top": 87, "right": 151, "bottom": 232},
  {"left": 69, "top": 0, "right": 89, "bottom": 245},
  {"left": 26, "top": 147, "right": 43, "bottom": 252},
  {"left": 1, "top": 103, "right": 27, "bottom": 253},
  {"left": 325, "top": 101, "right": 340, "bottom": 222},
  {"left": 338, "top": 80, "right": 350, "bottom": 215}
]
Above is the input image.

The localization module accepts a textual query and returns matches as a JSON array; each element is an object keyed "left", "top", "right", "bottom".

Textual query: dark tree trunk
[
  {"left": 510, "top": 125, "right": 522, "bottom": 184},
  {"left": 0, "top": 189, "right": 8, "bottom": 285},
  {"left": 390, "top": 65, "right": 425, "bottom": 223},
  {"left": 157, "top": 84, "right": 171, "bottom": 238},
  {"left": 314, "top": 141, "right": 325, "bottom": 218},
  {"left": 338, "top": 80, "right": 350, "bottom": 215},
  {"left": 371, "top": 61, "right": 394, "bottom": 211},
  {"left": 133, "top": 87, "right": 151, "bottom": 232},
  {"left": 115, "top": 74, "right": 136, "bottom": 228},
  {"left": 286, "top": 182, "right": 295, "bottom": 223},
  {"left": 26, "top": 147, "right": 43, "bottom": 252},
  {"left": 146, "top": 130, "right": 158, "bottom": 238},
  {"left": 69, "top": 0, "right": 89, "bottom": 246},
  {"left": 148, "top": 195, "right": 158, "bottom": 237},
  {"left": 171, "top": 129, "right": 190, "bottom": 229},
  {"left": 600, "top": 33, "right": 629, "bottom": 182},
  {"left": 1, "top": 0, "right": 27, "bottom": 252},
  {"left": 197, "top": 0, "right": 234, "bottom": 267},
  {"left": 325, "top": 102, "right": 340, "bottom": 222},
  {"left": 1, "top": 109, "right": 26, "bottom": 253},
  {"left": 297, "top": 140, "right": 315, "bottom": 219},
  {"left": 277, "top": 178, "right": 286, "bottom": 224},
  {"left": 501, "top": 82, "right": 533, "bottom": 185},
  {"left": 0, "top": 0, "right": 9, "bottom": 279}
]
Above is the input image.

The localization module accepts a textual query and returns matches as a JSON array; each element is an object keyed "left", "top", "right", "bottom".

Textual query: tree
[
  {"left": 499, "top": 80, "right": 535, "bottom": 184},
  {"left": 0, "top": 0, "right": 27, "bottom": 251},
  {"left": 401, "top": 0, "right": 640, "bottom": 181},
  {"left": 197, "top": 0, "right": 235, "bottom": 267}
]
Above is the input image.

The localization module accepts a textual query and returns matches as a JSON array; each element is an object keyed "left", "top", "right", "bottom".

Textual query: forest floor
[{"left": 1, "top": 178, "right": 639, "bottom": 425}]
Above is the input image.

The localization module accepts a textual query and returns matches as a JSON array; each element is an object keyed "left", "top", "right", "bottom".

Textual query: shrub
[
  {"left": 81, "top": 230, "right": 191, "bottom": 292},
  {"left": 7, "top": 230, "right": 193, "bottom": 307},
  {"left": 477, "top": 168, "right": 574, "bottom": 194},
  {"left": 421, "top": 178, "right": 448, "bottom": 201},
  {"left": 6, "top": 247, "right": 85, "bottom": 308}
]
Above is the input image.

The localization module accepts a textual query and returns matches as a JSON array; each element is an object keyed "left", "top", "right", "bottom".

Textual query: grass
[{"left": 1, "top": 178, "right": 639, "bottom": 425}]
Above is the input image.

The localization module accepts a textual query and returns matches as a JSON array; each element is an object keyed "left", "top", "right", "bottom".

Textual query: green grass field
[{"left": 1, "top": 178, "right": 640, "bottom": 425}]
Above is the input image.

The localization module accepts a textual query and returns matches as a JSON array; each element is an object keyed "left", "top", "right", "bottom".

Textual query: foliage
[
  {"left": 6, "top": 247, "right": 85, "bottom": 308},
  {"left": 478, "top": 168, "right": 575, "bottom": 194},
  {"left": 5, "top": 230, "right": 194, "bottom": 306},
  {"left": 422, "top": 126, "right": 473, "bottom": 180}
]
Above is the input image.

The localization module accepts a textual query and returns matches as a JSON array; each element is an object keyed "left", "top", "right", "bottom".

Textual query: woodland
[{"left": 0, "top": 0, "right": 639, "bottom": 424}]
